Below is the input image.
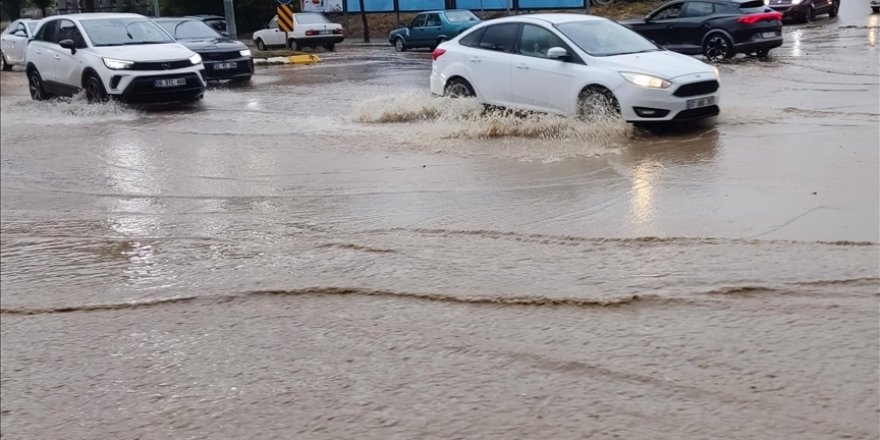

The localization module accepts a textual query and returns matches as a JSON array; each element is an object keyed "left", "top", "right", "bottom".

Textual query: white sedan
[
  {"left": 252, "top": 13, "right": 344, "bottom": 51},
  {"left": 1, "top": 18, "right": 38, "bottom": 70},
  {"left": 430, "top": 14, "right": 721, "bottom": 123}
]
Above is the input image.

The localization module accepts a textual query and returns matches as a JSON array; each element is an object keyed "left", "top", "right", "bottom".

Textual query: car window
[
  {"left": 14, "top": 22, "right": 28, "bottom": 36},
  {"left": 557, "top": 20, "right": 659, "bottom": 57},
  {"left": 518, "top": 24, "right": 567, "bottom": 59},
  {"left": 682, "top": 2, "right": 715, "bottom": 17},
  {"left": 444, "top": 10, "right": 479, "bottom": 23},
  {"left": 295, "top": 14, "right": 330, "bottom": 24},
  {"left": 459, "top": 27, "right": 484, "bottom": 47},
  {"left": 425, "top": 14, "right": 441, "bottom": 27},
  {"left": 79, "top": 17, "right": 175, "bottom": 47},
  {"left": 411, "top": 14, "right": 426, "bottom": 27},
  {"left": 269, "top": 18, "right": 279, "bottom": 29},
  {"left": 205, "top": 19, "right": 227, "bottom": 33},
  {"left": 159, "top": 20, "right": 220, "bottom": 39},
  {"left": 651, "top": 3, "right": 684, "bottom": 19},
  {"left": 35, "top": 20, "right": 59, "bottom": 43},
  {"left": 57, "top": 19, "right": 86, "bottom": 47},
  {"left": 477, "top": 23, "right": 518, "bottom": 52},
  {"left": 26, "top": 21, "right": 37, "bottom": 33}
]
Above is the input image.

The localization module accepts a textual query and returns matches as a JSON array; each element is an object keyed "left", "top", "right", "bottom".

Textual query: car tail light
[
  {"left": 305, "top": 30, "right": 317, "bottom": 36},
  {"left": 737, "top": 12, "right": 783, "bottom": 24},
  {"left": 432, "top": 48, "right": 446, "bottom": 61},
  {"left": 334, "top": 29, "right": 344, "bottom": 34}
]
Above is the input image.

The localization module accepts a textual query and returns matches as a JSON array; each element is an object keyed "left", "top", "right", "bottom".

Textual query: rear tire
[
  {"left": 803, "top": 5, "right": 815, "bottom": 22},
  {"left": 27, "top": 68, "right": 50, "bottom": 101},
  {"left": 256, "top": 39, "right": 266, "bottom": 51},
  {"left": 444, "top": 77, "right": 475, "bottom": 98},
  {"left": 874, "top": 7, "right": 880, "bottom": 12},
  {"left": 394, "top": 37, "right": 406, "bottom": 52},
  {"left": 755, "top": 49, "right": 770, "bottom": 58},
  {"left": 577, "top": 86, "right": 620, "bottom": 122},
  {"left": 84, "top": 74, "right": 108, "bottom": 103},
  {"left": 323, "top": 43, "right": 335, "bottom": 51},
  {"left": 702, "top": 33, "right": 734, "bottom": 62}
]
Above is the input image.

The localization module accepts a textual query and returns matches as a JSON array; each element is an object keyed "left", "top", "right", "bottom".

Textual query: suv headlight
[
  {"left": 239, "top": 49, "right": 252, "bottom": 57},
  {"left": 103, "top": 57, "right": 134, "bottom": 70},
  {"left": 189, "top": 53, "right": 202, "bottom": 65},
  {"left": 620, "top": 72, "right": 671, "bottom": 89}
]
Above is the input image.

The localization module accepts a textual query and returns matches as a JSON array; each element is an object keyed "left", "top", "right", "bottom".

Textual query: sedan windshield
[
  {"left": 80, "top": 17, "right": 175, "bottom": 46},
  {"left": 158, "top": 20, "right": 220, "bottom": 39},
  {"left": 444, "top": 10, "right": 479, "bottom": 23},
  {"left": 295, "top": 13, "right": 330, "bottom": 24},
  {"left": 556, "top": 20, "right": 658, "bottom": 57}
]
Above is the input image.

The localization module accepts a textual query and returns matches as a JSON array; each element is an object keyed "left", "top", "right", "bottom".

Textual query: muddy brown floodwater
[{"left": 1, "top": 4, "right": 878, "bottom": 440}]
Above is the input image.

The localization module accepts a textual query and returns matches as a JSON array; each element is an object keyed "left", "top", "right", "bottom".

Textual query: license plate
[
  {"left": 214, "top": 62, "right": 237, "bottom": 70},
  {"left": 154, "top": 78, "right": 186, "bottom": 88},
  {"left": 686, "top": 96, "right": 716, "bottom": 109},
  {"left": 320, "top": 30, "right": 333, "bottom": 35},
  {"left": 761, "top": 32, "right": 776, "bottom": 38}
]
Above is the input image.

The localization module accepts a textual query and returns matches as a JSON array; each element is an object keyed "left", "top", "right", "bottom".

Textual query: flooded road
[{"left": 1, "top": 3, "right": 878, "bottom": 439}]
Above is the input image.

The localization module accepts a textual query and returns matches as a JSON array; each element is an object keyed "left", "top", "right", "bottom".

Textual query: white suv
[{"left": 26, "top": 13, "right": 206, "bottom": 103}]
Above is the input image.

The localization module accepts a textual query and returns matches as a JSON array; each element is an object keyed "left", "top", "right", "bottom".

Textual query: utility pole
[
  {"left": 152, "top": 0, "right": 159, "bottom": 16},
  {"left": 358, "top": 0, "right": 369, "bottom": 42},
  {"left": 223, "top": 0, "right": 238, "bottom": 38}
]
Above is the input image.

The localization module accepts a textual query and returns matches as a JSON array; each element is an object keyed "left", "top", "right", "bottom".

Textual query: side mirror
[
  {"left": 59, "top": 38, "right": 76, "bottom": 54},
  {"left": 546, "top": 47, "right": 568, "bottom": 60}
]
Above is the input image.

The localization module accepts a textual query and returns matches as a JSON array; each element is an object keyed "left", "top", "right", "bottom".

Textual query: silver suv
[{"left": 26, "top": 13, "right": 207, "bottom": 103}]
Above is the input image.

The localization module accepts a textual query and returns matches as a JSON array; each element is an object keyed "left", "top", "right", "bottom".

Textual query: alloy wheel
[
  {"left": 394, "top": 38, "right": 405, "bottom": 52},
  {"left": 704, "top": 35, "right": 730, "bottom": 62},
  {"left": 28, "top": 70, "right": 44, "bottom": 101}
]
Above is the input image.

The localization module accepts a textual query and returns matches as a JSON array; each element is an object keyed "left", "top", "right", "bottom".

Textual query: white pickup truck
[{"left": 252, "top": 13, "right": 344, "bottom": 51}]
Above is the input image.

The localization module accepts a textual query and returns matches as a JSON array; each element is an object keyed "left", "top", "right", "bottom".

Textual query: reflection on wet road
[{"left": 1, "top": 3, "right": 878, "bottom": 440}]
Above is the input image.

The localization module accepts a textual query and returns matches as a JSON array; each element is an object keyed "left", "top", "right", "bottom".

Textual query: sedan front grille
[
  {"left": 130, "top": 59, "right": 193, "bottom": 71},
  {"left": 673, "top": 80, "right": 719, "bottom": 97},
  {"left": 200, "top": 51, "right": 242, "bottom": 61}
]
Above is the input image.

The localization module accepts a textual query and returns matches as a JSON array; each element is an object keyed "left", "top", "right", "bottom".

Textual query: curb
[{"left": 254, "top": 54, "right": 322, "bottom": 66}]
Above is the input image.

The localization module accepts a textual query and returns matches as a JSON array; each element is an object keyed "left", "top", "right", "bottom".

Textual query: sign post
[{"left": 276, "top": 3, "right": 295, "bottom": 49}]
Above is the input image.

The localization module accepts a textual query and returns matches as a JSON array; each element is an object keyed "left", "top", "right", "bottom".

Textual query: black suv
[{"left": 622, "top": 0, "right": 783, "bottom": 61}]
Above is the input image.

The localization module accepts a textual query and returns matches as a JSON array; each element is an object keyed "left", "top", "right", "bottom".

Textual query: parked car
[
  {"left": 252, "top": 13, "right": 344, "bottom": 51},
  {"left": 388, "top": 9, "right": 481, "bottom": 52},
  {"left": 156, "top": 17, "right": 253, "bottom": 82},
  {"left": 765, "top": 0, "right": 839, "bottom": 22},
  {"left": 185, "top": 15, "right": 229, "bottom": 35},
  {"left": 431, "top": 14, "right": 722, "bottom": 123},
  {"left": 26, "top": 13, "right": 206, "bottom": 103},
  {"left": 1, "top": 18, "right": 38, "bottom": 70},
  {"left": 622, "top": 0, "right": 783, "bottom": 61}
]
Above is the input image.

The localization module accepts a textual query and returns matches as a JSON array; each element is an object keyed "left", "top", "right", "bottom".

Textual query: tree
[{"left": 31, "top": 0, "right": 52, "bottom": 17}]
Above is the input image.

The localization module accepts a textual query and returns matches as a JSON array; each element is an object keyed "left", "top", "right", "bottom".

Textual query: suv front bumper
[{"left": 104, "top": 65, "right": 207, "bottom": 102}]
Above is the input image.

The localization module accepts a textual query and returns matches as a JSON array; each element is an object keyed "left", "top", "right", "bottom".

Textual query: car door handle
[
  {"left": 54, "top": 54, "right": 60, "bottom": 60},
  {"left": 468, "top": 57, "right": 481, "bottom": 63},
  {"left": 515, "top": 63, "right": 529, "bottom": 70},
  {"left": 34, "top": 49, "right": 41, "bottom": 54}
]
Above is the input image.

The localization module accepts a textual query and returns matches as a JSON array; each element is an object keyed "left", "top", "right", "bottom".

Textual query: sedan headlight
[
  {"left": 189, "top": 53, "right": 202, "bottom": 65},
  {"left": 620, "top": 72, "right": 671, "bottom": 89},
  {"left": 103, "top": 57, "right": 134, "bottom": 70},
  {"left": 239, "top": 49, "right": 252, "bottom": 57},
  {"left": 791, "top": 0, "right": 802, "bottom": 4}
]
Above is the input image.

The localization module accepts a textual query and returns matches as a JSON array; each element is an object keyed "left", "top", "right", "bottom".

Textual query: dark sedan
[
  {"left": 766, "top": 0, "right": 839, "bottom": 23},
  {"left": 156, "top": 17, "right": 254, "bottom": 82},
  {"left": 622, "top": 0, "right": 783, "bottom": 62}
]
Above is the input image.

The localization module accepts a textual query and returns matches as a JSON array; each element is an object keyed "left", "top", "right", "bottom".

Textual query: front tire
[
  {"left": 755, "top": 49, "right": 771, "bottom": 58},
  {"left": 256, "top": 39, "right": 266, "bottom": 51},
  {"left": 803, "top": 5, "right": 815, "bottom": 22},
  {"left": 828, "top": 0, "right": 839, "bottom": 17},
  {"left": 1, "top": 52, "right": 11, "bottom": 71},
  {"left": 27, "top": 68, "right": 50, "bottom": 101},
  {"left": 324, "top": 43, "right": 336, "bottom": 51},
  {"left": 703, "top": 33, "right": 734, "bottom": 62},
  {"left": 873, "top": 6, "right": 880, "bottom": 12},
  {"left": 444, "top": 77, "right": 475, "bottom": 98},
  {"left": 577, "top": 86, "right": 620, "bottom": 122},
  {"left": 84, "top": 74, "right": 108, "bottom": 103},
  {"left": 394, "top": 37, "right": 406, "bottom": 52}
]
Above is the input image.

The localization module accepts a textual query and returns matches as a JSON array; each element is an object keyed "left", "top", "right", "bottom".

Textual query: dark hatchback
[
  {"left": 156, "top": 17, "right": 253, "bottom": 82},
  {"left": 766, "top": 0, "right": 839, "bottom": 23},
  {"left": 622, "top": 0, "right": 783, "bottom": 61}
]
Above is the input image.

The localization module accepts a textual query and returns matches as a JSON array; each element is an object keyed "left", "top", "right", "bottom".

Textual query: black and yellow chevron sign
[{"left": 277, "top": 4, "right": 294, "bottom": 32}]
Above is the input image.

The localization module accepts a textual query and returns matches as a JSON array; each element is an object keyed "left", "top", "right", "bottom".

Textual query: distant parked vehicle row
[
  {"left": 252, "top": 13, "right": 344, "bottom": 51},
  {"left": 1, "top": 18, "right": 38, "bottom": 70},
  {"left": 766, "top": 0, "right": 838, "bottom": 22},
  {"left": 389, "top": 9, "right": 482, "bottom": 51}
]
